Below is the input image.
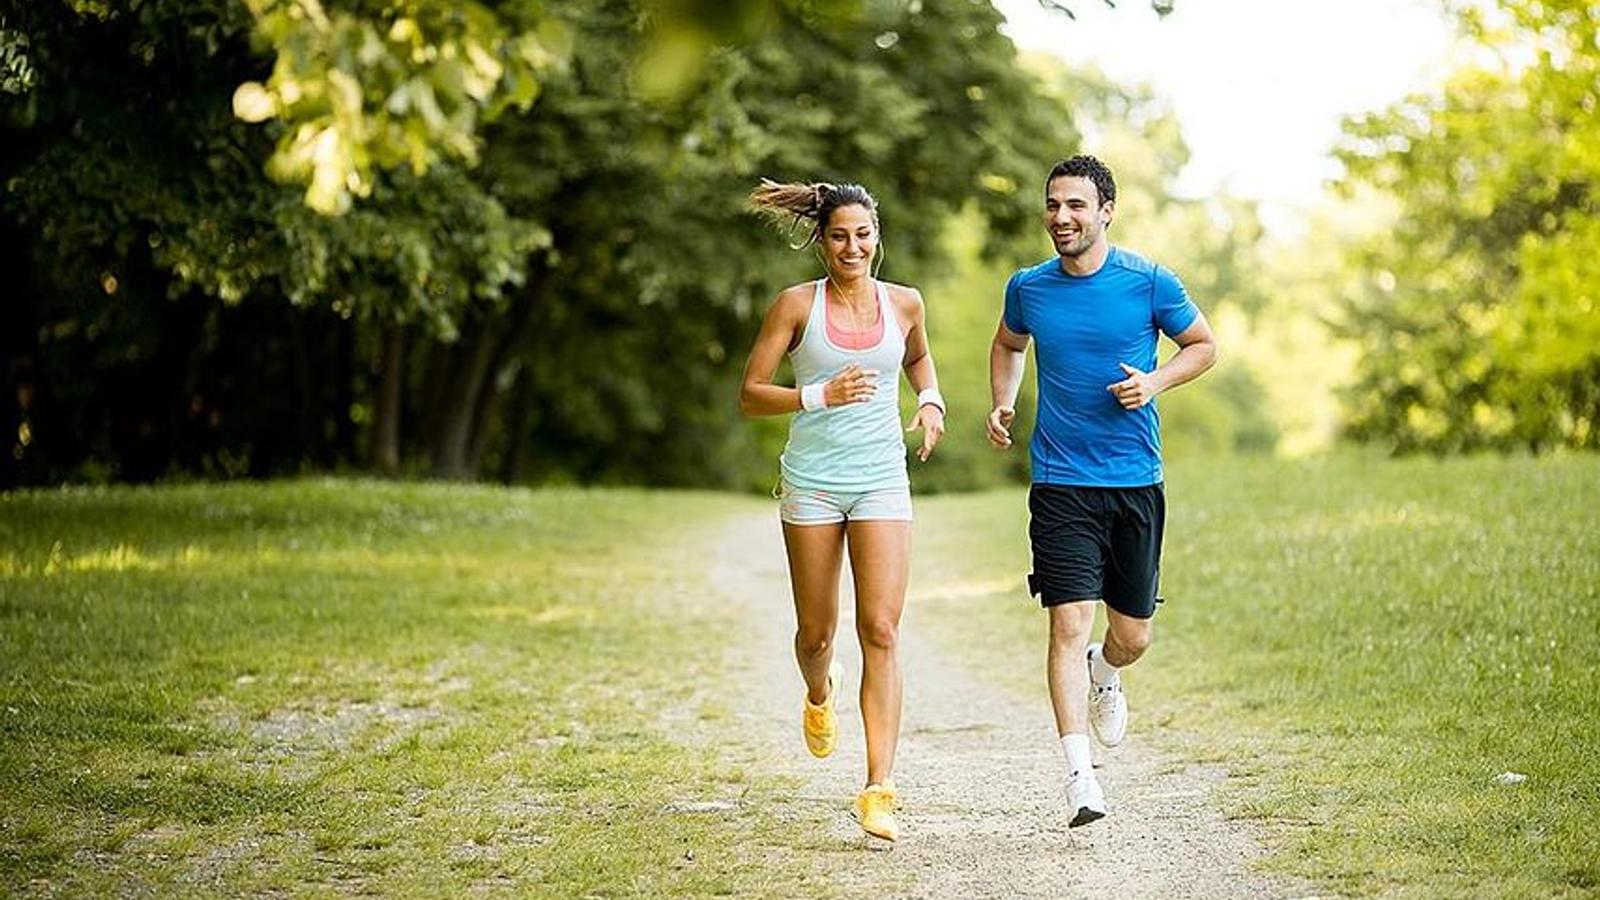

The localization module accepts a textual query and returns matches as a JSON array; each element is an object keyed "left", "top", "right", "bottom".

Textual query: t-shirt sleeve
[
  {"left": 1153, "top": 266, "right": 1199, "bottom": 337},
  {"left": 1002, "top": 271, "right": 1029, "bottom": 336}
]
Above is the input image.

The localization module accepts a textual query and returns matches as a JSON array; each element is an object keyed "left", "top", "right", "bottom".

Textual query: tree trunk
[
  {"left": 465, "top": 272, "right": 549, "bottom": 473},
  {"left": 497, "top": 368, "right": 534, "bottom": 485},
  {"left": 332, "top": 316, "right": 355, "bottom": 467},
  {"left": 1, "top": 223, "right": 39, "bottom": 489},
  {"left": 420, "top": 336, "right": 459, "bottom": 466},
  {"left": 371, "top": 323, "right": 405, "bottom": 475},
  {"left": 286, "top": 309, "right": 315, "bottom": 469},
  {"left": 430, "top": 314, "right": 501, "bottom": 480},
  {"left": 465, "top": 360, "right": 509, "bottom": 475}
]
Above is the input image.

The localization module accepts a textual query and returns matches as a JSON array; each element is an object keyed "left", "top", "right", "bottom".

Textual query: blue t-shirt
[{"left": 1003, "top": 246, "right": 1199, "bottom": 488}]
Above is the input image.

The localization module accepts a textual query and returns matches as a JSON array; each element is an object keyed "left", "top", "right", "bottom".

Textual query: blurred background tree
[
  {"left": 0, "top": 0, "right": 1084, "bottom": 488},
  {"left": 1332, "top": 0, "right": 1599, "bottom": 453},
  {"left": 6, "top": 0, "right": 1594, "bottom": 491},
  {"left": 1, "top": 0, "right": 559, "bottom": 483}
]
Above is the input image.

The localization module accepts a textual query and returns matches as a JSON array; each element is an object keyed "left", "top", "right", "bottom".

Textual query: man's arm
[
  {"left": 1107, "top": 311, "right": 1218, "bottom": 410},
  {"left": 988, "top": 320, "right": 1031, "bottom": 448}
]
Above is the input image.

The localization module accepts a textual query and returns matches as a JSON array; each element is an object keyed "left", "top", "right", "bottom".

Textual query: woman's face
[{"left": 822, "top": 203, "right": 877, "bottom": 280}]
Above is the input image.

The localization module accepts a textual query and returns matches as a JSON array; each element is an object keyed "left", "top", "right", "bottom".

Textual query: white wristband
[
  {"left": 800, "top": 382, "right": 828, "bottom": 412},
  {"left": 916, "top": 387, "right": 946, "bottom": 414}
]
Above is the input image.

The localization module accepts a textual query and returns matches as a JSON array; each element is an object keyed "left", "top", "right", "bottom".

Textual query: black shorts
[{"left": 1026, "top": 483, "right": 1165, "bottom": 619}]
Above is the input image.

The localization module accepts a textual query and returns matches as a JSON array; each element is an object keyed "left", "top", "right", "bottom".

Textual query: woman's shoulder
[
  {"left": 768, "top": 280, "right": 818, "bottom": 316},
  {"left": 879, "top": 280, "right": 926, "bottom": 315},
  {"left": 776, "top": 279, "right": 819, "bottom": 300}
]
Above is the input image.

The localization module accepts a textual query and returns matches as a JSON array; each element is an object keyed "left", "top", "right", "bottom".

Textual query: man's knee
[
  {"left": 1105, "top": 619, "right": 1152, "bottom": 662},
  {"left": 1048, "top": 602, "right": 1096, "bottom": 646}
]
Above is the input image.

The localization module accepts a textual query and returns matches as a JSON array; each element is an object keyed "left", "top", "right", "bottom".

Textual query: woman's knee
[
  {"left": 794, "top": 626, "right": 833, "bottom": 658},
  {"left": 856, "top": 616, "right": 900, "bottom": 652}
]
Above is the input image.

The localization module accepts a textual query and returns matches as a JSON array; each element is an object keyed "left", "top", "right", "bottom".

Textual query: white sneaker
[
  {"left": 1065, "top": 771, "right": 1106, "bottom": 828},
  {"left": 1087, "top": 644, "right": 1128, "bottom": 747}
]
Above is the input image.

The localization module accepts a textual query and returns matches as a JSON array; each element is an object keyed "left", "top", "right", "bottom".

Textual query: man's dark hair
[{"left": 1045, "top": 155, "right": 1116, "bottom": 207}]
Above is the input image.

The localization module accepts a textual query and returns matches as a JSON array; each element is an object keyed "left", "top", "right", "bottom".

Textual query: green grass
[
  {"left": 6, "top": 456, "right": 1598, "bottom": 897},
  {"left": 0, "top": 480, "right": 829, "bottom": 897},
  {"left": 910, "top": 452, "right": 1600, "bottom": 899}
]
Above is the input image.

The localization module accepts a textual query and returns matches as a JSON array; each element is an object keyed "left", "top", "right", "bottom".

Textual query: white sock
[
  {"left": 1060, "top": 732, "right": 1093, "bottom": 779},
  {"left": 1089, "top": 644, "right": 1120, "bottom": 686}
]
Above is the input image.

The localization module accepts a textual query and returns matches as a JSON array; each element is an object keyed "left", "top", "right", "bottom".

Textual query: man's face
[{"left": 1044, "top": 175, "right": 1112, "bottom": 258}]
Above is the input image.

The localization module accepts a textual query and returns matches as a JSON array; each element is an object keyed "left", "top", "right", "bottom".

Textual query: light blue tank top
[{"left": 780, "top": 279, "right": 908, "bottom": 492}]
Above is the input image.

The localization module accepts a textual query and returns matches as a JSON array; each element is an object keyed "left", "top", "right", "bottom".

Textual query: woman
[{"left": 738, "top": 179, "right": 945, "bottom": 842}]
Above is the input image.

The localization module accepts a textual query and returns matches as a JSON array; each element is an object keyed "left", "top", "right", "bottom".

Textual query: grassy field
[
  {"left": 911, "top": 452, "right": 1600, "bottom": 899},
  {"left": 0, "top": 481, "right": 831, "bottom": 897},
  {"left": 4, "top": 455, "right": 1598, "bottom": 897}
]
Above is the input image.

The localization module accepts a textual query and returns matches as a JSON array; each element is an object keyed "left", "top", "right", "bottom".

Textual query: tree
[
  {"left": 0, "top": 0, "right": 1133, "bottom": 488},
  {"left": 473, "top": 0, "right": 1077, "bottom": 487},
  {"left": 1, "top": 0, "right": 555, "bottom": 482},
  {"left": 1334, "top": 0, "right": 1600, "bottom": 453},
  {"left": 230, "top": 0, "right": 568, "bottom": 214}
]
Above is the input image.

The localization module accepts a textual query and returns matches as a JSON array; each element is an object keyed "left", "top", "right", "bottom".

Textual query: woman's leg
[
  {"left": 845, "top": 519, "right": 911, "bottom": 786},
  {"left": 782, "top": 521, "right": 847, "bottom": 704}
]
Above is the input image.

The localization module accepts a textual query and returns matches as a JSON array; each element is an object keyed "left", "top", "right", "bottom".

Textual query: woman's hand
[
  {"left": 907, "top": 404, "right": 945, "bottom": 462},
  {"left": 824, "top": 363, "right": 879, "bottom": 406}
]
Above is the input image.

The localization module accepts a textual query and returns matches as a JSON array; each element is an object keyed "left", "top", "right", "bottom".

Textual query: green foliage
[
  {"left": 913, "top": 209, "right": 1037, "bottom": 493},
  {"left": 235, "top": 0, "right": 568, "bottom": 214},
  {"left": 2, "top": 0, "right": 546, "bottom": 327},
  {"left": 0, "top": 0, "right": 1189, "bottom": 489},
  {"left": 631, "top": 0, "right": 859, "bottom": 97},
  {"left": 0, "top": 15, "right": 36, "bottom": 96},
  {"left": 265, "top": 166, "right": 549, "bottom": 336},
  {"left": 417, "top": 0, "right": 1081, "bottom": 487},
  {"left": 1334, "top": 0, "right": 1600, "bottom": 453},
  {"left": 0, "top": 1, "right": 561, "bottom": 483}
]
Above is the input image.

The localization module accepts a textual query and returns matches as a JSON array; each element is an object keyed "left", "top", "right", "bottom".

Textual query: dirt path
[{"left": 708, "top": 511, "right": 1318, "bottom": 899}]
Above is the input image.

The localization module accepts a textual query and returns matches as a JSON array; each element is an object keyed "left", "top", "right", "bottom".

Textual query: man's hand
[
  {"left": 1107, "top": 362, "right": 1159, "bottom": 410},
  {"left": 986, "top": 405, "right": 1016, "bottom": 448},
  {"left": 906, "top": 405, "right": 945, "bottom": 462}
]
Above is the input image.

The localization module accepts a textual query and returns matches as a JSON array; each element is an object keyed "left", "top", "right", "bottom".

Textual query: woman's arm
[
  {"left": 740, "top": 287, "right": 877, "bottom": 417},
  {"left": 739, "top": 289, "right": 808, "bottom": 417},
  {"left": 895, "top": 285, "right": 945, "bottom": 461}
]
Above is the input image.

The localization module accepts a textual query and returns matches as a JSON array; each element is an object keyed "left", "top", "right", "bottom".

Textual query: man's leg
[
  {"left": 1091, "top": 483, "right": 1164, "bottom": 746},
  {"left": 1030, "top": 483, "right": 1111, "bottom": 826},
  {"left": 1087, "top": 608, "right": 1149, "bottom": 747},
  {"left": 1101, "top": 608, "right": 1152, "bottom": 668},
  {"left": 1047, "top": 601, "right": 1097, "bottom": 738},
  {"left": 1047, "top": 600, "right": 1105, "bottom": 826}
]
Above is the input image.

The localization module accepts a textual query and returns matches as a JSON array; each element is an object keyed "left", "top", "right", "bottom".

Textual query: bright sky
[{"left": 995, "top": 0, "right": 1460, "bottom": 232}]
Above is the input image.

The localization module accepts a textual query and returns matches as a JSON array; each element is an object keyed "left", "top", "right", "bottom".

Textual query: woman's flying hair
[{"left": 749, "top": 178, "right": 878, "bottom": 249}]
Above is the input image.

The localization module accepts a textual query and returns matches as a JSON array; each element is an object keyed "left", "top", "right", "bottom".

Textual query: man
[{"left": 987, "top": 155, "right": 1217, "bottom": 827}]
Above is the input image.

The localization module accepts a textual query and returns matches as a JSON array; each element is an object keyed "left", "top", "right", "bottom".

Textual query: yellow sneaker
[
  {"left": 803, "top": 660, "right": 842, "bottom": 758},
  {"left": 853, "top": 783, "right": 900, "bottom": 841}
]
